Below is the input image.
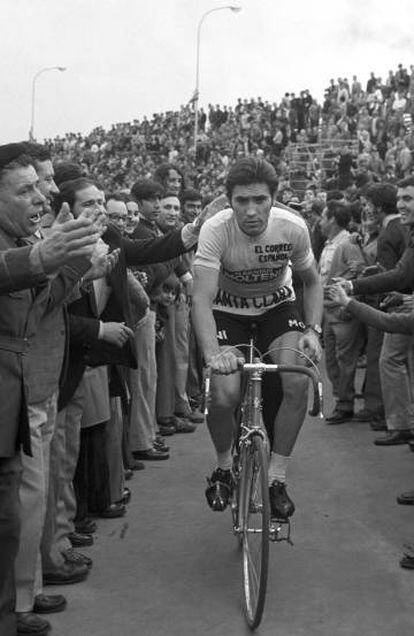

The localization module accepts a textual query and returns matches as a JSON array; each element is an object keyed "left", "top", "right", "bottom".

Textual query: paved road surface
[{"left": 49, "top": 370, "right": 414, "bottom": 636}]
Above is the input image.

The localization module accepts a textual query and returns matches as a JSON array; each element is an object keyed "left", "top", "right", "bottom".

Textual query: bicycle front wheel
[{"left": 240, "top": 434, "right": 270, "bottom": 629}]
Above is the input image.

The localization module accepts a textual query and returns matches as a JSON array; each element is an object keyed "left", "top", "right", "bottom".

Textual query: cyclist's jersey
[{"left": 194, "top": 206, "right": 314, "bottom": 316}]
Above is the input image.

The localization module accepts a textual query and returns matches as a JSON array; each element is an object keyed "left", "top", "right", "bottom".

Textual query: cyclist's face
[{"left": 231, "top": 183, "right": 272, "bottom": 236}]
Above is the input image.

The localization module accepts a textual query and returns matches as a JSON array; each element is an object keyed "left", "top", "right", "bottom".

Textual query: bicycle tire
[{"left": 240, "top": 434, "right": 270, "bottom": 629}]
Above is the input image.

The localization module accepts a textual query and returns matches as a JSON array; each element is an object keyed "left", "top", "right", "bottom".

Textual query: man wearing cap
[{"left": 0, "top": 143, "right": 100, "bottom": 636}]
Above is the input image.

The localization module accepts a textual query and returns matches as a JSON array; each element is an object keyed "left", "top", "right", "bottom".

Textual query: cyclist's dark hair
[
  {"left": 365, "top": 183, "right": 397, "bottom": 216},
  {"left": 131, "top": 179, "right": 163, "bottom": 202},
  {"left": 397, "top": 175, "right": 414, "bottom": 188},
  {"left": 225, "top": 157, "right": 278, "bottom": 200},
  {"left": 325, "top": 200, "right": 351, "bottom": 229}
]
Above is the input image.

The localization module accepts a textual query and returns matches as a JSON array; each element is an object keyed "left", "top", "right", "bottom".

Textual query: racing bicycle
[{"left": 203, "top": 332, "right": 323, "bottom": 629}]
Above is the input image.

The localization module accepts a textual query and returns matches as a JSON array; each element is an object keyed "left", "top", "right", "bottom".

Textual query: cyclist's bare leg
[
  {"left": 267, "top": 330, "right": 308, "bottom": 517},
  {"left": 206, "top": 358, "right": 241, "bottom": 455},
  {"left": 205, "top": 348, "right": 242, "bottom": 510},
  {"left": 268, "top": 330, "right": 309, "bottom": 456}
]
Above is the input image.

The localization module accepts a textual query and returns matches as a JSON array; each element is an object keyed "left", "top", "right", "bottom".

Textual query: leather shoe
[
  {"left": 124, "top": 468, "right": 133, "bottom": 480},
  {"left": 33, "top": 594, "right": 67, "bottom": 614},
  {"left": 157, "top": 420, "right": 176, "bottom": 436},
  {"left": 173, "top": 416, "right": 196, "bottom": 433},
  {"left": 68, "top": 531, "right": 93, "bottom": 547},
  {"left": 269, "top": 480, "right": 295, "bottom": 519},
  {"left": 353, "top": 408, "right": 375, "bottom": 422},
  {"left": 374, "top": 430, "right": 413, "bottom": 446},
  {"left": 131, "top": 459, "right": 145, "bottom": 470},
  {"left": 325, "top": 409, "right": 354, "bottom": 425},
  {"left": 154, "top": 439, "right": 169, "bottom": 453},
  {"left": 133, "top": 448, "right": 169, "bottom": 461},
  {"left": 397, "top": 490, "right": 414, "bottom": 505},
  {"left": 400, "top": 554, "right": 414, "bottom": 569},
  {"left": 16, "top": 612, "right": 51, "bottom": 634},
  {"left": 43, "top": 561, "right": 89, "bottom": 586},
  {"left": 116, "top": 487, "right": 131, "bottom": 506},
  {"left": 370, "top": 419, "right": 387, "bottom": 431},
  {"left": 408, "top": 440, "right": 414, "bottom": 453},
  {"left": 62, "top": 547, "right": 93, "bottom": 568},
  {"left": 75, "top": 518, "right": 97, "bottom": 535},
  {"left": 98, "top": 502, "right": 126, "bottom": 518}
]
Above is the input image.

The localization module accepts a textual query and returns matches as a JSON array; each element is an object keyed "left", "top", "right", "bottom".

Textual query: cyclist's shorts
[{"left": 213, "top": 301, "right": 305, "bottom": 355}]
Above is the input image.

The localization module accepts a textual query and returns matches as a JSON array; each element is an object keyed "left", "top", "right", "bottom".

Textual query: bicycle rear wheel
[{"left": 240, "top": 434, "right": 270, "bottom": 629}]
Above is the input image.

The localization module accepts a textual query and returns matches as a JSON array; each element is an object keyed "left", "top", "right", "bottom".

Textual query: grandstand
[{"left": 47, "top": 64, "right": 414, "bottom": 199}]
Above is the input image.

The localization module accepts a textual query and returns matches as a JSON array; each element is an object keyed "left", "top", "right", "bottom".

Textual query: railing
[{"left": 285, "top": 138, "right": 360, "bottom": 194}]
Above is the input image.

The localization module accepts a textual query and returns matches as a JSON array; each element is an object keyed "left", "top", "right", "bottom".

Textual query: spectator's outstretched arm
[
  {"left": 347, "top": 298, "right": 414, "bottom": 334},
  {"left": 121, "top": 230, "right": 187, "bottom": 266},
  {"left": 328, "top": 283, "right": 414, "bottom": 334},
  {"left": 352, "top": 246, "right": 414, "bottom": 296}
]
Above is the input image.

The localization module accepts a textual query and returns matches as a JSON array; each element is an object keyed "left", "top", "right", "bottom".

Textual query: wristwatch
[{"left": 305, "top": 324, "right": 323, "bottom": 338}]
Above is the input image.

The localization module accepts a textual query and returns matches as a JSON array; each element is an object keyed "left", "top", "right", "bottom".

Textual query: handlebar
[{"left": 203, "top": 361, "right": 323, "bottom": 418}]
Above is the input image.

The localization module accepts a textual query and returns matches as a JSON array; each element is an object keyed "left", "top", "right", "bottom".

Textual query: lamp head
[
  {"left": 57, "top": 67, "right": 66, "bottom": 72},
  {"left": 230, "top": 5, "right": 242, "bottom": 12}
]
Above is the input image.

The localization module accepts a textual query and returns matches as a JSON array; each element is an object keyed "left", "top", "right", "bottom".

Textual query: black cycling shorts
[{"left": 213, "top": 301, "right": 305, "bottom": 356}]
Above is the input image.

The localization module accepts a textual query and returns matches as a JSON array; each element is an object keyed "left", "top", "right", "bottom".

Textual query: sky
[{"left": 1, "top": 0, "right": 413, "bottom": 144}]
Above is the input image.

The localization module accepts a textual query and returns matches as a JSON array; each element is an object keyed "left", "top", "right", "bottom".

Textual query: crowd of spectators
[
  {"left": 0, "top": 143, "right": 207, "bottom": 636},
  {"left": 3, "top": 63, "right": 414, "bottom": 636},
  {"left": 47, "top": 63, "right": 414, "bottom": 199}
]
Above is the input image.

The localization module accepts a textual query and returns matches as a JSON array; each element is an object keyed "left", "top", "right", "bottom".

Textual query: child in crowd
[
  {"left": 152, "top": 275, "right": 181, "bottom": 350},
  {"left": 151, "top": 275, "right": 196, "bottom": 434}
]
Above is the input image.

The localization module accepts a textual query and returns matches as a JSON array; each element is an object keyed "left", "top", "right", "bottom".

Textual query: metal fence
[{"left": 285, "top": 138, "right": 359, "bottom": 194}]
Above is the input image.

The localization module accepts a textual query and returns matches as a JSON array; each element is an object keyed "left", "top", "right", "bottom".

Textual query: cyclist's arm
[
  {"left": 192, "top": 265, "right": 242, "bottom": 374},
  {"left": 192, "top": 265, "right": 221, "bottom": 363}
]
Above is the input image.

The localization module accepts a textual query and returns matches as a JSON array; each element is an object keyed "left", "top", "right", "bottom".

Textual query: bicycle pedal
[{"left": 269, "top": 518, "right": 293, "bottom": 544}]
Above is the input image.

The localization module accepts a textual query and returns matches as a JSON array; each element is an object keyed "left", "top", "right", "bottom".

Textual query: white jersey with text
[{"left": 194, "top": 206, "right": 314, "bottom": 316}]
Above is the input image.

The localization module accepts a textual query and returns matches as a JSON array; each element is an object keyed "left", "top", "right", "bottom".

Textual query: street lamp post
[
  {"left": 29, "top": 66, "right": 66, "bottom": 141},
  {"left": 193, "top": 5, "right": 241, "bottom": 153}
]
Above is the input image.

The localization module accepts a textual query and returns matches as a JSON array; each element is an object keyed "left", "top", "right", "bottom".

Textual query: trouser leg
[
  {"left": 41, "top": 405, "right": 67, "bottom": 571},
  {"left": 15, "top": 395, "right": 56, "bottom": 612},
  {"left": 54, "top": 384, "right": 85, "bottom": 555},
  {"left": 129, "top": 311, "right": 157, "bottom": 451},
  {"left": 174, "top": 300, "right": 191, "bottom": 414},
  {"left": 156, "top": 305, "right": 176, "bottom": 420},
  {"left": 380, "top": 332, "right": 414, "bottom": 431},
  {"left": 323, "top": 319, "right": 340, "bottom": 397},
  {"left": 330, "top": 318, "right": 364, "bottom": 412},
  {"left": 363, "top": 325, "right": 384, "bottom": 415},
  {"left": 105, "top": 398, "right": 124, "bottom": 504},
  {"left": 0, "top": 455, "right": 21, "bottom": 636}
]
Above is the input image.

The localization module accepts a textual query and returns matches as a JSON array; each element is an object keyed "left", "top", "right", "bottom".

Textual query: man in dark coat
[{"left": 0, "top": 144, "right": 99, "bottom": 636}]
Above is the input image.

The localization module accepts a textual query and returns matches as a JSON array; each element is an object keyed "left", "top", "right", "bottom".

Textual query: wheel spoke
[{"left": 244, "top": 538, "right": 260, "bottom": 594}]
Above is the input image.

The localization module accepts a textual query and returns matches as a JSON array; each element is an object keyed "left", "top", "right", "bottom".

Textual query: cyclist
[{"left": 192, "top": 157, "right": 323, "bottom": 519}]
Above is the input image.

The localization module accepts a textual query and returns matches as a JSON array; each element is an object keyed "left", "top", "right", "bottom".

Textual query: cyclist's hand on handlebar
[
  {"left": 206, "top": 351, "right": 245, "bottom": 375},
  {"left": 298, "top": 330, "right": 322, "bottom": 365}
]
